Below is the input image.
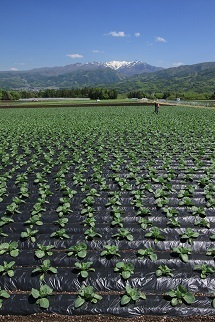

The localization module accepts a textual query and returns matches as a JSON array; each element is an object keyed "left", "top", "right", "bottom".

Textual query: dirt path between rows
[{"left": 0, "top": 314, "right": 215, "bottom": 322}]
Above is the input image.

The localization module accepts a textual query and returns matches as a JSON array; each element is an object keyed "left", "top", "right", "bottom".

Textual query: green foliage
[
  {"left": 30, "top": 285, "right": 53, "bottom": 309},
  {"left": 34, "top": 244, "right": 54, "bottom": 259},
  {"left": 84, "top": 227, "right": 102, "bottom": 240},
  {"left": 156, "top": 265, "right": 173, "bottom": 277},
  {"left": 0, "top": 242, "right": 19, "bottom": 257},
  {"left": 166, "top": 285, "right": 195, "bottom": 306},
  {"left": 0, "top": 287, "right": 10, "bottom": 309},
  {"left": 137, "top": 248, "right": 157, "bottom": 261},
  {"left": 74, "top": 285, "right": 102, "bottom": 308},
  {"left": 114, "top": 262, "right": 134, "bottom": 279},
  {"left": 112, "top": 228, "right": 133, "bottom": 241},
  {"left": 50, "top": 228, "right": 69, "bottom": 239},
  {"left": 180, "top": 228, "right": 199, "bottom": 244},
  {"left": 121, "top": 285, "right": 146, "bottom": 305},
  {"left": 67, "top": 242, "right": 87, "bottom": 258},
  {"left": 74, "top": 261, "right": 95, "bottom": 278},
  {"left": 32, "top": 259, "right": 57, "bottom": 281},
  {"left": 172, "top": 246, "right": 191, "bottom": 263},
  {"left": 21, "top": 228, "right": 39, "bottom": 242},
  {"left": 193, "top": 264, "right": 215, "bottom": 279},
  {"left": 100, "top": 245, "right": 120, "bottom": 257},
  {"left": 206, "top": 248, "right": 215, "bottom": 260},
  {"left": 0, "top": 261, "right": 15, "bottom": 277},
  {"left": 144, "top": 227, "right": 165, "bottom": 244}
]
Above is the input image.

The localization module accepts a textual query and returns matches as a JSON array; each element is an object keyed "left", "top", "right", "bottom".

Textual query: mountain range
[{"left": 0, "top": 60, "right": 215, "bottom": 94}]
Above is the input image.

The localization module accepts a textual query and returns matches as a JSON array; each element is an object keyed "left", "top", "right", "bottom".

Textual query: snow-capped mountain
[
  {"left": 26, "top": 61, "right": 163, "bottom": 77},
  {"left": 104, "top": 60, "right": 163, "bottom": 75},
  {"left": 0, "top": 60, "right": 164, "bottom": 89},
  {"left": 104, "top": 61, "right": 133, "bottom": 70}
]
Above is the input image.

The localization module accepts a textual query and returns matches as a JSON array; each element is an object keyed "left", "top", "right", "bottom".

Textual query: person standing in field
[{"left": 154, "top": 101, "right": 160, "bottom": 114}]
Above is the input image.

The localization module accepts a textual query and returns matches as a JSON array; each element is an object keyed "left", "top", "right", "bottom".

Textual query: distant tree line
[
  {"left": 1, "top": 87, "right": 215, "bottom": 101},
  {"left": 0, "top": 87, "right": 118, "bottom": 100},
  {"left": 127, "top": 90, "right": 215, "bottom": 100}
]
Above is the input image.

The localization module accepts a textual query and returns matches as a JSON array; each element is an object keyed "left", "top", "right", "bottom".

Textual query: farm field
[{"left": 0, "top": 105, "right": 214, "bottom": 321}]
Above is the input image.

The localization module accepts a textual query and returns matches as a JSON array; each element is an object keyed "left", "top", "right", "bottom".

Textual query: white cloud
[
  {"left": 155, "top": 36, "right": 167, "bottom": 43},
  {"left": 66, "top": 54, "right": 83, "bottom": 58},
  {"left": 172, "top": 62, "right": 184, "bottom": 67},
  {"left": 106, "top": 31, "right": 126, "bottom": 37},
  {"left": 10, "top": 67, "right": 18, "bottom": 71},
  {"left": 92, "top": 50, "right": 104, "bottom": 53},
  {"left": 135, "top": 32, "right": 141, "bottom": 37}
]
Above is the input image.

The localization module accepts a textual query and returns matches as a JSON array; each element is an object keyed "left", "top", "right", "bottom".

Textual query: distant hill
[
  {"left": 0, "top": 61, "right": 163, "bottom": 90},
  {"left": 0, "top": 61, "right": 214, "bottom": 94},
  {"left": 112, "top": 62, "right": 215, "bottom": 94}
]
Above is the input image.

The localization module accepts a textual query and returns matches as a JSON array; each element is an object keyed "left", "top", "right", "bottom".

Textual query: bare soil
[{"left": 0, "top": 314, "right": 215, "bottom": 322}]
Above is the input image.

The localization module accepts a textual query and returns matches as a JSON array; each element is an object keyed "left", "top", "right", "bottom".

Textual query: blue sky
[{"left": 0, "top": 0, "right": 214, "bottom": 71}]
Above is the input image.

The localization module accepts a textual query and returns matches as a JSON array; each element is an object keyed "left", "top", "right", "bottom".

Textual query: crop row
[{"left": 0, "top": 105, "right": 214, "bottom": 317}]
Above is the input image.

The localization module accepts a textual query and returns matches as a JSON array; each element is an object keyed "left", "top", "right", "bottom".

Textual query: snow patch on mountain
[{"left": 104, "top": 61, "right": 133, "bottom": 70}]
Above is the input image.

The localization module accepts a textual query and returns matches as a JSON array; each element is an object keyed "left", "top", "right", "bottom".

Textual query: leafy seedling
[
  {"left": 56, "top": 203, "right": 72, "bottom": 217},
  {"left": 0, "top": 216, "right": 14, "bottom": 227},
  {"left": 30, "top": 284, "right": 53, "bottom": 309},
  {"left": 0, "top": 228, "right": 7, "bottom": 237},
  {"left": 156, "top": 265, "right": 173, "bottom": 277},
  {"left": 67, "top": 242, "right": 87, "bottom": 258},
  {"left": 100, "top": 245, "right": 120, "bottom": 258},
  {"left": 5, "top": 202, "right": 21, "bottom": 215},
  {"left": 163, "top": 207, "right": 178, "bottom": 218},
  {"left": 81, "top": 206, "right": 95, "bottom": 217},
  {"left": 50, "top": 228, "right": 69, "bottom": 239},
  {"left": 111, "top": 213, "right": 123, "bottom": 228},
  {"left": 206, "top": 248, "right": 215, "bottom": 260},
  {"left": 190, "top": 206, "right": 206, "bottom": 218},
  {"left": 81, "top": 217, "right": 96, "bottom": 228},
  {"left": 21, "top": 228, "right": 39, "bottom": 242},
  {"left": 121, "top": 284, "right": 146, "bottom": 306},
  {"left": 32, "top": 259, "right": 57, "bottom": 281},
  {"left": 0, "top": 242, "right": 19, "bottom": 257},
  {"left": 138, "top": 218, "right": 152, "bottom": 230},
  {"left": 178, "top": 185, "right": 195, "bottom": 198},
  {"left": 0, "top": 261, "right": 15, "bottom": 277},
  {"left": 167, "top": 218, "right": 181, "bottom": 228},
  {"left": 155, "top": 197, "right": 169, "bottom": 208},
  {"left": 112, "top": 228, "right": 133, "bottom": 241},
  {"left": 180, "top": 228, "right": 199, "bottom": 244},
  {"left": 194, "top": 218, "right": 210, "bottom": 229},
  {"left": 137, "top": 248, "right": 157, "bottom": 261},
  {"left": 210, "top": 290, "right": 215, "bottom": 309},
  {"left": 34, "top": 244, "right": 54, "bottom": 259},
  {"left": 24, "top": 215, "right": 43, "bottom": 228},
  {"left": 31, "top": 203, "right": 46, "bottom": 216},
  {"left": 54, "top": 217, "right": 68, "bottom": 227},
  {"left": 172, "top": 246, "right": 191, "bottom": 263},
  {"left": 105, "top": 196, "right": 122, "bottom": 207},
  {"left": 74, "top": 285, "right": 102, "bottom": 308},
  {"left": 114, "top": 262, "right": 134, "bottom": 279},
  {"left": 193, "top": 264, "right": 215, "bottom": 279},
  {"left": 0, "top": 287, "right": 10, "bottom": 309},
  {"left": 178, "top": 197, "right": 193, "bottom": 207},
  {"left": 74, "top": 261, "right": 95, "bottom": 278},
  {"left": 136, "top": 206, "right": 151, "bottom": 217},
  {"left": 145, "top": 227, "right": 165, "bottom": 244},
  {"left": 166, "top": 285, "right": 195, "bottom": 306},
  {"left": 84, "top": 227, "right": 102, "bottom": 240}
]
